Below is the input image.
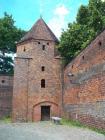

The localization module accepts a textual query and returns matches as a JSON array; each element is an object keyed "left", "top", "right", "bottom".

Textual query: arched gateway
[{"left": 32, "top": 101, "right": 59, "bottom": 121}]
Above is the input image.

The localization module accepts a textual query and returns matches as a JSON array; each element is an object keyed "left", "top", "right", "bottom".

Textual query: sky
[{"left": 0, "top": 0, "right": 89, "bottom": 38}]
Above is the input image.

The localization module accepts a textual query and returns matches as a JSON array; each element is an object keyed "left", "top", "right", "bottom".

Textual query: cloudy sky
[{"left": 0, "top": 0, "right": 88, "bottom": 38}]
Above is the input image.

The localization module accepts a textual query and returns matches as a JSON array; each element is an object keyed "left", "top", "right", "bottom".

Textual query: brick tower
[{"left": 12, "top": 18, "right": 62, "bottom": 122}]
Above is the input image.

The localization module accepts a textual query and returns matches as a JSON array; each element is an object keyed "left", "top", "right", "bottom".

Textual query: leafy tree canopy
[
  {"left": 59, "top": 0, "right": 105, "bottom": 65},
  {"left": 0, "top": 12, "right": 25, "bottom": 74}
]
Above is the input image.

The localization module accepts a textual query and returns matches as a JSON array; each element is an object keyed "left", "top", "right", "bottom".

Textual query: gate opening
[{"left": 41, "top": 106, "right": 50, "bottom": 121}]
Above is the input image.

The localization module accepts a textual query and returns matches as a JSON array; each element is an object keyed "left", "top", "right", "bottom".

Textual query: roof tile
[{"left": 20, "top": 18, "right": 59, "bottom": 43}]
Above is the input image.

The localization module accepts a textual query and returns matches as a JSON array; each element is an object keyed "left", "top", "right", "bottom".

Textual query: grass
[
  {"left": 0, "top": 116, "right": 11, "bottom": 123},
  {"left": 61, "top": 119, "right": 105, "bottom": 136}
]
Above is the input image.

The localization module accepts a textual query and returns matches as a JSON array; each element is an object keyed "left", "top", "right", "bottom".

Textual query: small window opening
[
  {"left": 42, "top": 45, "right": 45, "bottom": 50},
  {"left": 42, "top": 66, "right": 45, "bottom": 71},
  {"left": 41, "top": 79, "right": 45, "bottom": 88},
  {"left": 82, "top": 56, "right": 84, "bottom": 60},
  {"left": 1, "top": 80, "right": 5, "bottom": 83},
  {"left": 23, "top": 47, "right": 26, "bottom": 52},
  {"left": 71, "top": 74, "right": 74, "bottom": 77},
  {"left": 38, "top": 42, "right": 40, "bottom": 44},
  {"left": 98, "top": 41, "right": 102, "bottom": 46},
  {"left": 47, "top": 42, "right": 49, "bottom": 45}
]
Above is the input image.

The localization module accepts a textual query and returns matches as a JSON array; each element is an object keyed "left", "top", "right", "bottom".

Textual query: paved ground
[{"left": 0, "top": 122, "right": 105, "bottom": 140}]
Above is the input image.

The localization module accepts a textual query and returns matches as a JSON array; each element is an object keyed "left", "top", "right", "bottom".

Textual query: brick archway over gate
[{"left": 32, "top": 101, "right": 59, "bottom": 121}]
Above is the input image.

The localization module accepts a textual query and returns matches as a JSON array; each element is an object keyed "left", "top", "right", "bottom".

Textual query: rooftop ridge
[{"left": 19, "top": 18, "right": 59, "bottom": 44}]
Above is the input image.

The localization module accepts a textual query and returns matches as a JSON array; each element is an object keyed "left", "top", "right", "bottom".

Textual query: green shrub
[
  {"left": 61, "top": 118, "right": 105, "bottom": 136},
  {"left": 0, "top": 116, "right": 11, "bottom": 123}
]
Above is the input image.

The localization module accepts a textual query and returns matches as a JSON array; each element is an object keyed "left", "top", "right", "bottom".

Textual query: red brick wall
[
  {"left": 32, "top": 101, "right": 59, "bottom": 121},
  {"left": 12, "top": 40, "right": 62, "bottom": 122},
  {"left": 0, "top": 75, "right": 13, "bottom": 118},
  {"left": 64, "top": 30, "right": 105, "bottom": 129}
]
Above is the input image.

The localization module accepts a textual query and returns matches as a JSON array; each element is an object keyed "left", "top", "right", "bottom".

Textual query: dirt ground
[{"left": 0, "top": 122, "right": 105, "bottom": 140}]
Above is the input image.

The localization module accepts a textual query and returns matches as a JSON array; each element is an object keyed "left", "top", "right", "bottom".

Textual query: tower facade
[{"left": 12, "top": 18, "right": 62, "bottom": 122}]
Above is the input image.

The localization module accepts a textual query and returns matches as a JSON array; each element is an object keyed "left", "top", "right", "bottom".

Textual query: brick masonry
[
  {"left": 12, "top": 19, "right": 62, "bottom": 122},
  {"left": 12, "top": 39, "right": 62, "bottom": 122},
  {"left": 64, "top": 30, "right": 105, "bottom": 129},
  {"left": 0, "top": 75, "right": 13, "bottom": 118},
  {"left": 1, "top": 18, "right": 105, "bottom": 129}
]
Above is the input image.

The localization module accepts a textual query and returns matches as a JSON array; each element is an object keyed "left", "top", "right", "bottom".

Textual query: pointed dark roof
[{"left": 19, "top": 18, "right": 59, "bottom": 43}]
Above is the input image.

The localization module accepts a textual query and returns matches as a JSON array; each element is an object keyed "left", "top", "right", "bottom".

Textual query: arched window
[{"left": 41, "top": 79, "right": 45, "bottom": 88}]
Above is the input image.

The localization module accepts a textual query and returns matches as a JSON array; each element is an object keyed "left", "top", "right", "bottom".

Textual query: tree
[
  {"left": 76, "top": 5, "right": 89, "bottom": 25},
  {"left": 0, "top": 55, "right": 13, "bottom": 74},
  {"left": 59, "top": 0, "right": 105, "bottom": 65},
  {"left": 88, "top": 0, "right": 104, "bottom": 32},
  {"left": 59, "top": 23, "right": 95, "bottom": 65},
  {"left": 0, "top": 13, "right": 25, "bottom": 74}
]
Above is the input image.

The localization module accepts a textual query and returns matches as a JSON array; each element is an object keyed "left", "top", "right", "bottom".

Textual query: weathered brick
[
  {"left": 0, "top": 75, "right": 13, "bottom": 118},
  {"left": 12, "top": 18, "right": 62, "bottom": 122},
  {"left": 64, "top": 29, "right": 105, "bottom": 129}
]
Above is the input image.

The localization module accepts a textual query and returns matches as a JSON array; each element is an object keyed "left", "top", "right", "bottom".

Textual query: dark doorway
[{"left": 41, "top": 106, "right": 50, "bottom": 121}]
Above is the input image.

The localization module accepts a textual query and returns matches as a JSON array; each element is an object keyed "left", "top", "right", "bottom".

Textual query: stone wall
[
  {"left": 64, "top": 30, "right": 105, "bottom": 129},
  {"left": 0, "top": 75, "right": 13, "bottom": 118}
]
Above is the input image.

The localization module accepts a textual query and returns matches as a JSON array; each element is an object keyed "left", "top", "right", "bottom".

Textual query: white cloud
[
  {"left": 48, "top": 4, "right": 69, "bottom": 38},
  {"left": 54, "top": 5, "right": 69, "bottom": 16}
]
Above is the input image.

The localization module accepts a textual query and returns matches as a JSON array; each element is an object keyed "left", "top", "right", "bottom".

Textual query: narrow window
[
  {"left": 82, "top": 56, "right": 84, "bottom": 60},
  {"left": 98, "top": 41, "right": 102, "bottom": 46},
  {"left": 42, "top": 45, "right": 45, "bottom": 50},
  {"left": 47, "top": 42, "right": 49, "bottom": 45},
  {"left": 23, "top": 47, "right": 26, "bottom": 52},
  {"left": 41, "top": 79, "right": 45, "bottom": 88},
  {"left": 41, "top": 66, "right": 45, "bottom": 71}
]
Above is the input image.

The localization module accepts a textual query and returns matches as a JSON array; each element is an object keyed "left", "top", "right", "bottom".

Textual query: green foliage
[
  {"left": 0, "top": 116, "right": 11, "bottom": 123},
  {"left": 61, "top": 118, "right": 83, "bottom": 127},
  {"left": 59, "top": 0, "right": 105, "bottom": 65},
  {"left": 59, "top": 23, "right": 95, "bottom": 65},
  {"left": 0, "top": 55, "right": 13, "bottom": 74},
  {"left": 0, "top": 12, "right": 26, "bottom": 74},
  {"left": 61, "top": 118, "right": 105, "bottom": 136},
  {"left": 77, "top": 5, "right": 89, "bottom": 25}
]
